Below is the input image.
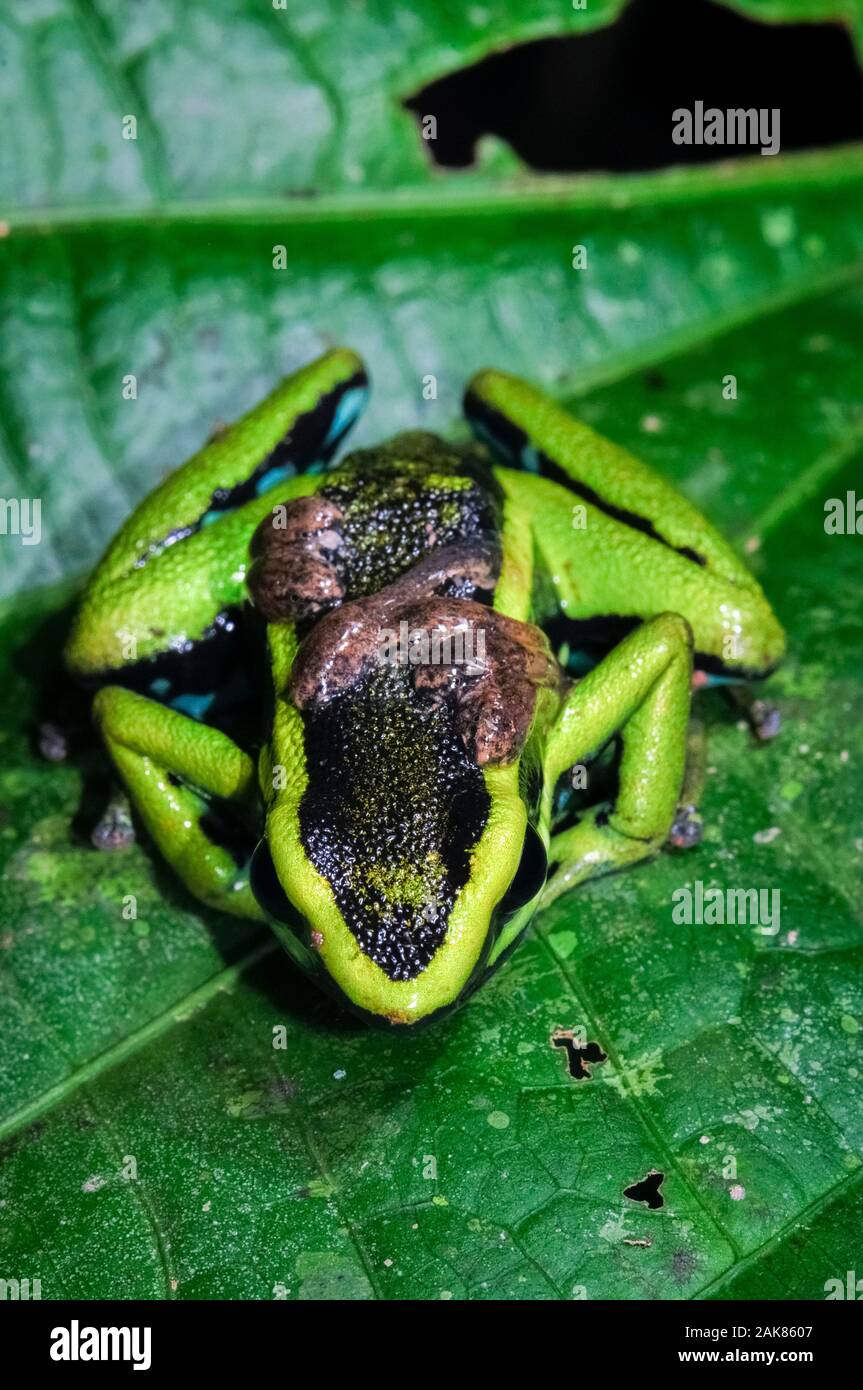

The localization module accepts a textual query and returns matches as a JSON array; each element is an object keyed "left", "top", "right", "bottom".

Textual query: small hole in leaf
[
  {"left": 551, "top": 1030, "right": 607, "bottom": 1080},
  {"left": 624, "top": 1169, "right": 665, "bottom": 1210},
  {"left": 405, "top": 0, "right": 863, "bottom": 173}
]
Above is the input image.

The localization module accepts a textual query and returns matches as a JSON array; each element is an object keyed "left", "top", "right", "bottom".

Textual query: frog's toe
[
  {"left": 38, "top": 721, "right": 69, "bottom": 762},
  {"left": 723, "top": 685, "right": 782, "bottom": 741},
  {"left": 91, "top": 794, "right": 136, "bottom": 852},
  {"left": 749, "top": 699, "right": 782, "bottom": 741},
  {"left": 667, "top": 803, "right": 704, "bottom": 851}
]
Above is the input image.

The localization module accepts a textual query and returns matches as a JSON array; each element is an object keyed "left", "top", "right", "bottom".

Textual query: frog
[{"left": 64, "top": 348, "right": 785, "bottom": 1026}]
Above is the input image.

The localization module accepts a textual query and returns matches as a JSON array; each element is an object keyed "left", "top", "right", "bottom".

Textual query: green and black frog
[{"left": 65, "top": 349, "right": 785, "bottom": 1026}]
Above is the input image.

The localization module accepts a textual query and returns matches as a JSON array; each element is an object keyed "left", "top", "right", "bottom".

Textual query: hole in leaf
[
  {"left": 551, "top": 1029, "right": 607, "bottom": 1080},
  {"left": 405, "top": 0, "right": 863, "bottom": 173},
  {"left": 624, "top": 1169, "right": 665, "bottom": 1210}
]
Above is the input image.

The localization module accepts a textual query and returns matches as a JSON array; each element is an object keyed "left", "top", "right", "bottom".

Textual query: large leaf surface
[
  {"left": 0, "top": 0, "right": 862, "bottom": 1301},
  {"left": 1, "top": 0, "right": 860, "bottom": 210},
  {"left": 1, "top": 277, "right": 861, "bottom": 1299},
  {"left": 2, "top": 153, "right": 863, "bottom": 597}
]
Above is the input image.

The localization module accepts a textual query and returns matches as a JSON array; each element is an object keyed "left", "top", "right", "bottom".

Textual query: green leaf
[
  {"left": 2, "top": 152, "right": 863, "bottom": 597},
  {"left": 0, "top": 0, "right": 629, "bottom": 207},
  {"left": 1, "top": 0, "right": 859, "bottom": 210},
  {"left": 2, "top": 276, "right": 861, "bottom": 1299},
  {"left": 1, "top": 0, "right": 862, "bottom": 1302}
]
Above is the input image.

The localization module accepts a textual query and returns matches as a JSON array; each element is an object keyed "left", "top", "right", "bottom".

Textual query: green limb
[
  {"left": 542, "top": 613, "right": 693, "bottom": 905},
  {"left": 466, "top": 369, "right": 785, "bottom": 678},
  {"left": 99, "top": 348, "right": 366, "bottom": 584},
  {"left": 467, "top": 368, "right": 753, "bottom": 586},
  {"left": 66, "top": 473, "right": 318, "bottom": 677},
  {"left": 66, "top": 347, "right": 367, "bottom": 679},
  {"left": 500, "top": 467, "right": 785, "bottom": 679},
  {"left": 93, "top": 686, "right": 264, "bottom": 921}
]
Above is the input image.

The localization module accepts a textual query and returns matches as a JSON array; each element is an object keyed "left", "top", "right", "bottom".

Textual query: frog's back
[
  {"left": 252, "top": 433, "right": 555, "bottom": 1013},
  {"left": 308, "top": 430, "right": 505, "bottom": 603}
]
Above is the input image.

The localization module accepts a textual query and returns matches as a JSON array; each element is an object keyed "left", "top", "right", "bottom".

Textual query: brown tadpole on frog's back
[
  {"left": 414, "top": 603, "right": 559, "bottom": 765},
  {"left": 288, "top": 539, "right": 561, "bottom": 767},
  {"left": 247, "top": 496, "right": 347, "bottom": 623}
]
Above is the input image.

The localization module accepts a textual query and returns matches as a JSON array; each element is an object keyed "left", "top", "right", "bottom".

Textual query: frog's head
[{"left": 249, "top": 534, "right": 559, "bottom": 1026}]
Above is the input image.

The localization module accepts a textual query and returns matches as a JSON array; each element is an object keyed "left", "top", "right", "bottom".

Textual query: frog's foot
[
  {"left": 666, "top": 802, "right": 704, "bottom": 851},
  {"left": 91, "top": 790, "right": 136, "bottom": 851},
  {"left": 666, "top": 716, "right": 707, "bottom": 850},
  {"left": 722, "top": 684, "right": 782, "bottom": 741},
  {"left": 38, "top": 721, "right": 69, "bottom": 762},
  {"left": 745, "top": 697, "right": 782, "bottom": 742}
]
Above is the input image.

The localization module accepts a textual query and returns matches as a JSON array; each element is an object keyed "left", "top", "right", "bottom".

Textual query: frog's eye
[
  {"left": 250, "top": 837, "right": 302, "bottom": 929},
  {"left": 498, "top": 823, "right": 547, "bottom": 916}
]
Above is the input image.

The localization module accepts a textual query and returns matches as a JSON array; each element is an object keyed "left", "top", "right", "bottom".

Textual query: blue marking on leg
[
  {"left": 564, "top": 649, "right": 598, "bottom": 676},
  {"left": 522, "top": 444, "right": 540, "bottom": 473},
  {"left": 150, "top": 677, "right": 172, "bottom": 698},
  {"left": 255, "top": 463, "right": 292, "bottom": 497},
  {"left": 699, "top": 672, "right": 745, "bottom": 687},
  {"left": 322, "top": 385, "right": 368, "bottom": 449},
  {"left": 470, "top": 417, "right": 514, "bottom": 463},
  {"left": 171, "top": 691, "right": 216, "bottom": 720}
]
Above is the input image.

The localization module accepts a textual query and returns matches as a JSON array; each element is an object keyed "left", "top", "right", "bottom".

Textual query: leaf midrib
[{"left": 2, "top": 146, "right": 862, "bottom": 237}]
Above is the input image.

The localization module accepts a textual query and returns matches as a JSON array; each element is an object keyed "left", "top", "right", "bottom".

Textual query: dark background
[{"left": 406, "top": 0, "right": 863, "bottom": 172}]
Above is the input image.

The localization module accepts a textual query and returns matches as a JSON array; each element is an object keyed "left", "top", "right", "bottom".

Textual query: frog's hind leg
[
  {"left": 542, "top": 614, "right": 693, "bottom": 906},
  {"left": 93, "top": 686, "right": 265, "bottom": 921},
  {"left": 101, "top": 348, "right": 369, "bottom": 584}
]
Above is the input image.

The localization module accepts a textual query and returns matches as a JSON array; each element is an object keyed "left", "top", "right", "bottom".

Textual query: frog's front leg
[
  {"left": 542, "top": 613, "right": 693, "bottom": 905},
  {"left": 465, "top": 369, "right": 786, "bottom": 682},
  {"left": 93, "top": 686, "right": 265, "bottom": 921},
  {"left": 65, "top": 347, "right": 366, "bottom": 682}
]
